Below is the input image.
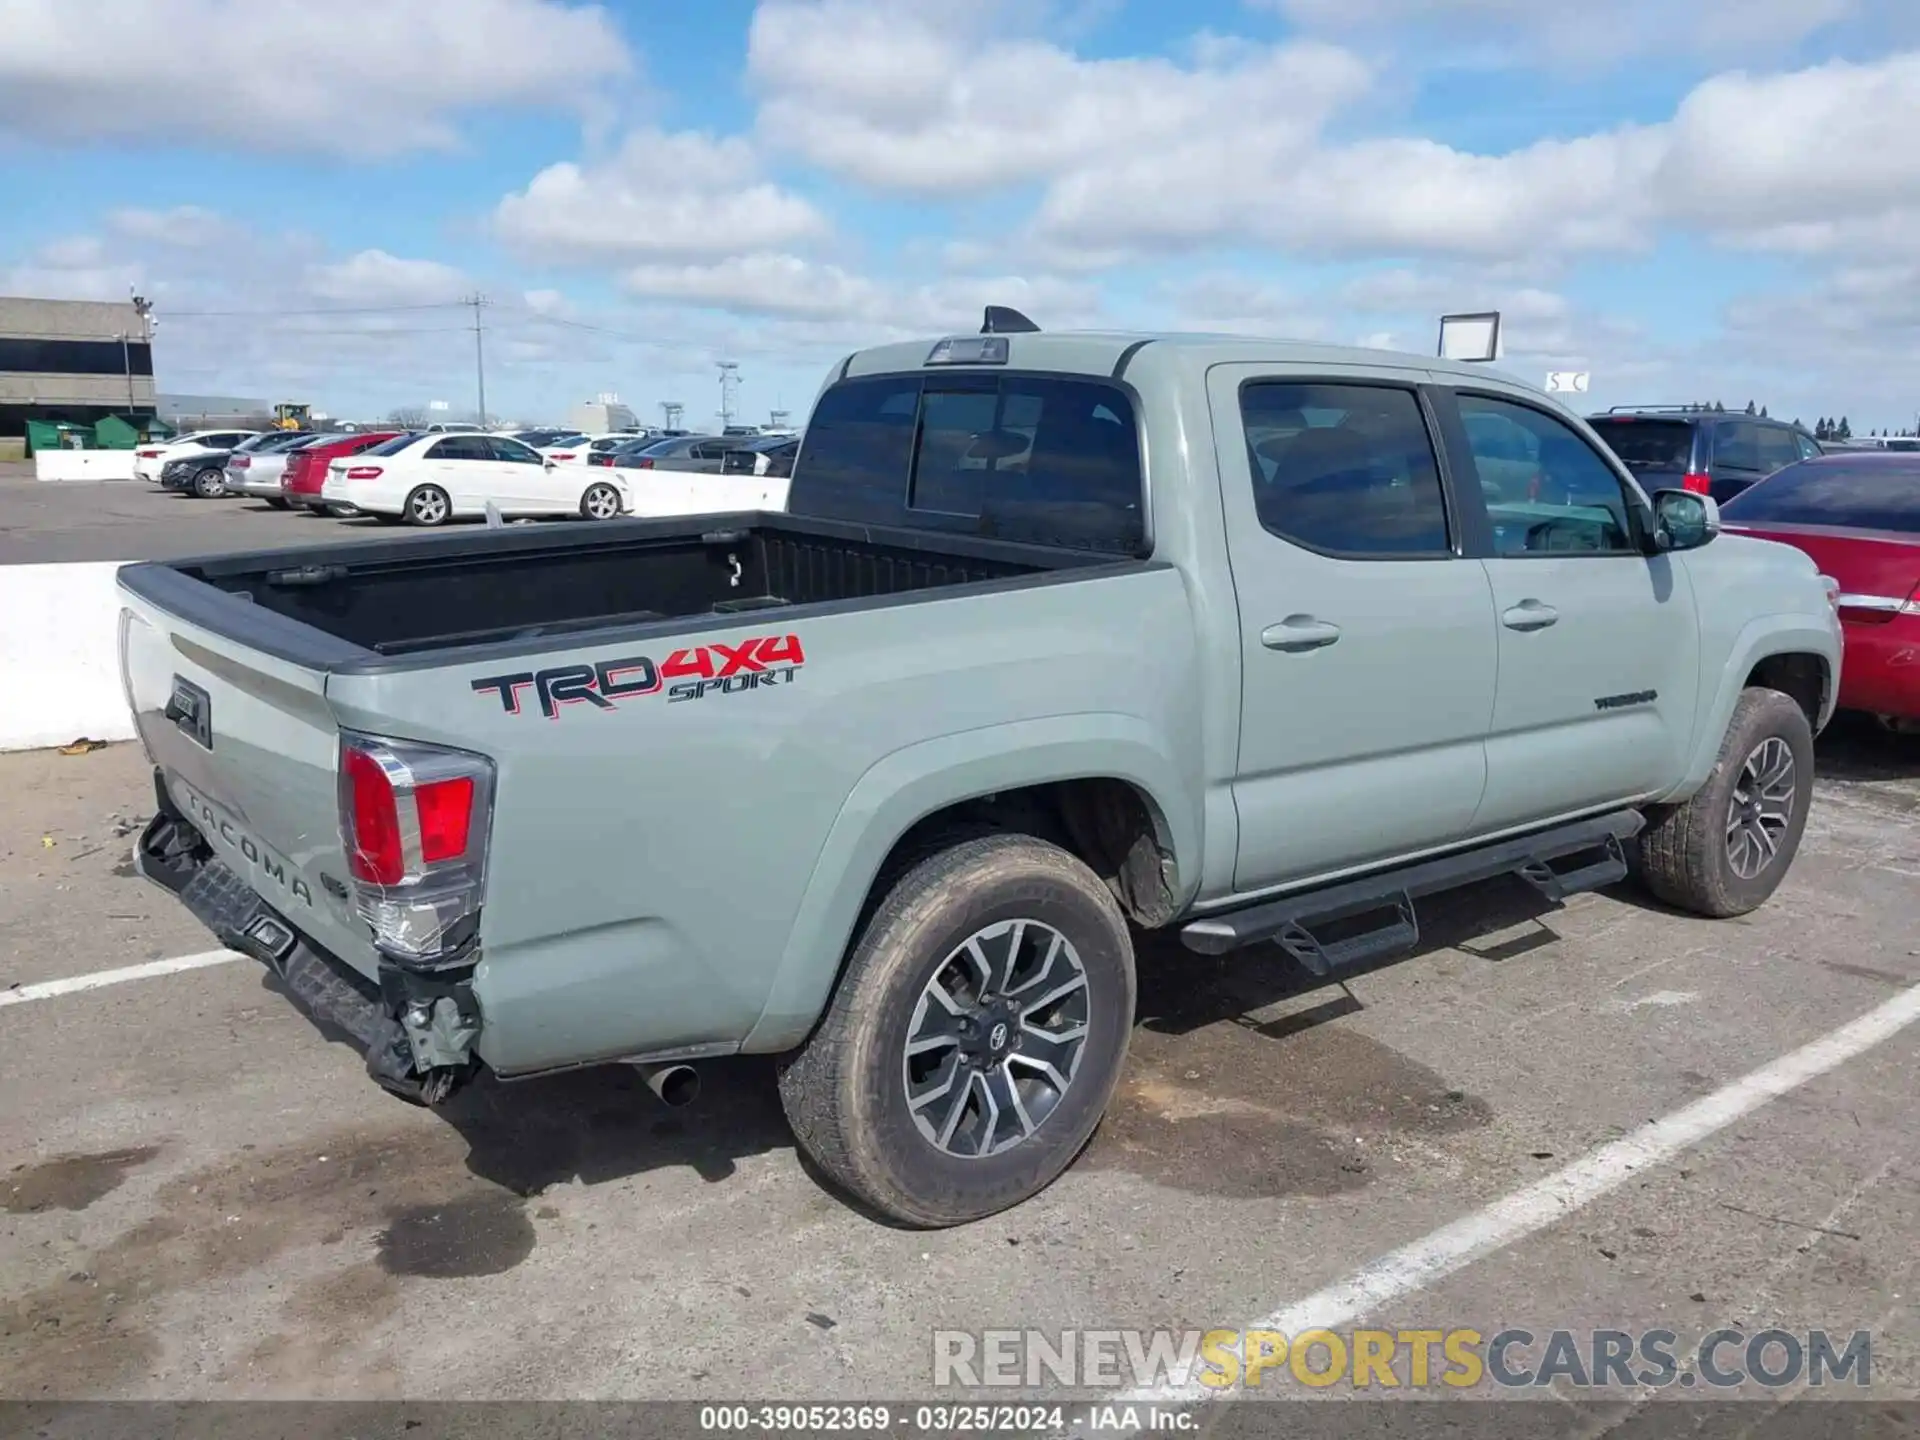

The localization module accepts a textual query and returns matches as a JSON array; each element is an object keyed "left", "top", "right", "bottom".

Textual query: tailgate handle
[{"left": 165, "top": 677, "right": 213, "bottom": 749}]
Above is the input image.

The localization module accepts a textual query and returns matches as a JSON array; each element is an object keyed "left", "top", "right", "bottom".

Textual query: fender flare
[
  {"left": 1664, "top": 613, "right": 1841, "bottom": 801},
  {"left": 740, "top": 712, "right": 1197, "bottom": 1052}
]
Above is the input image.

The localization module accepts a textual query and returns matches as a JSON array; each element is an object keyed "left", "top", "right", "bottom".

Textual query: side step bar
[{"left": 1180, "top": 810, "right": 1644, "bottom": 974}]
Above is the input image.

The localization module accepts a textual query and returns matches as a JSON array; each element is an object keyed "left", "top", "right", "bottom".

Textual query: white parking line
[
  {"left": 0, "top": 949, "right": 244, "bottom": 1008},
  {"left": 1113, "top": 978, "right": 1920, "bottom": 1413}
]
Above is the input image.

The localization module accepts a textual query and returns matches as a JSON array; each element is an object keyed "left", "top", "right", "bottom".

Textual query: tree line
[{"left": 1669, "top": 402, "right": 1918, "bottom": 441}]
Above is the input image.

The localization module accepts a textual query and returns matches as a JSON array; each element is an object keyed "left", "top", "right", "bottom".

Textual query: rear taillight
[
  {"left": 636, "top": 457, "right": 654, "bottom": 469},
  {"left": 138, "top": 448, "right": 161, "bottom": 458},
  {"left": 230, "top": 455, "right": 251, "bottom": 469},
  {"left": 1682, "top": 472, "right": 1711, "bottom": 494},
  {"left": 345, "top": 465, "right": 383, "bottom": 480},
  {"left": 337, "top": 733, "right": 494, "bottom": 967},
  {"left": 550, "top": 452, "right": 575, "bottom": 462}
]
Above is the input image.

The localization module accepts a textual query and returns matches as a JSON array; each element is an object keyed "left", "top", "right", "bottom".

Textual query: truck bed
[{"left": 128, "top": 512, "right": 1114, "bottom": 665}]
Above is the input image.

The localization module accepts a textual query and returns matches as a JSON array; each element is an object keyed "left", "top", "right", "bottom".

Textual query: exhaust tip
[{"left": 640, "top": 1062, "right": 699, "bottom": 1107}]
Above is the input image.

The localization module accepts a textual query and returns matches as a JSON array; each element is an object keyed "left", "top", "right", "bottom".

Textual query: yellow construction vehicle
[{"left": 272, "top": 402, "right": 312, "bottom": 430}]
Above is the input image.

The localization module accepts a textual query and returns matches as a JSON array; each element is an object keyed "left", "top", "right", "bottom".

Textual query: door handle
[
  {"left": 1261, "top": 615, "right": 1342, "bottom": 653},
  {"left": 1501, "top": 599, "right": 1560, "bottom": 632}
]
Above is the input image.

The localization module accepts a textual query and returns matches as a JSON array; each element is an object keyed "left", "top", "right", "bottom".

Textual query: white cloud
[
  {"left": 1, "top": 235, "right": 145, "bottom": 302},
  {"left": 1651, "top": 54, "right": 1920, "bottom": 236},
  {"left": 747, "top": 3, "right": 1920, "bottom": 274},
  {"left": 750, "top": 0, "right": 1369, "bottom": 196},
  {"left": 495, "top": 130, "right": 829, "bottom": 265},
  {"left": 304, "top": 250, "right": 471, "bottom": 306},
  {"left": 0, "top": 0, "right": 630, "bottom": 157},
  {"left": 620, "top": 252, "right": 1102, "bottom": 335}
]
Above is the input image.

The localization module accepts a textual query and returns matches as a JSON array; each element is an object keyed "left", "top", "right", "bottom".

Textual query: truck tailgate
[{"left": 118, "top": 586, "right": 375, "bottom": 979}]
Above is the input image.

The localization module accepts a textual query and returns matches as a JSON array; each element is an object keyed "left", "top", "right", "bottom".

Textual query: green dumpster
[{"left": 94, "top": 415, "right": 141, "bottom": 449}]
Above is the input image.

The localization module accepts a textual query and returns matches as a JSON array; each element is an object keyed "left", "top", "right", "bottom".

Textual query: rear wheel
[
  {"left": 1634, "top": 687, "right": 1814, "bottom": 917},
  {"left": 403, "top": 485, "right": 450, "bottom": 526},
  {"left": 191, "top": 467, "right": 227, "bottom": 498},
  {"left": 581, "top": 482, "right": 622, "bottom": 520},
  {"left": 262, "top": 496, "right": 288, "bottom": 510},
  {"left": 778, "top": 831, "right": 1135, "bottom": 1227}
]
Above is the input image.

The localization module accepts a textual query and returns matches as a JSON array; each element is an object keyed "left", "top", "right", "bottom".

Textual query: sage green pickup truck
[{"left": 118, "top": 314, "right": 1842, "bottom": 1226}]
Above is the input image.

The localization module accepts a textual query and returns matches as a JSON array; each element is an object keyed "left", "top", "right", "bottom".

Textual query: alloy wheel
[
  {"left": 1725, "top": 735, "right": 1796, "bottom": 880},
  {"left": 901, "top": 919, "right": 1091, "bottom": 1159}
]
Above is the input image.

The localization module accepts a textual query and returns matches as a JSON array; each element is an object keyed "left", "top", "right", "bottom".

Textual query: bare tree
[{"left": 386, "top": 406, "right": 430, "bottom": 429}]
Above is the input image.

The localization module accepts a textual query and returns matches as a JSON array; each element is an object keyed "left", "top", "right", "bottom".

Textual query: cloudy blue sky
[{"left": 3, "top": 0, "right": 1917, "bottom": 431}]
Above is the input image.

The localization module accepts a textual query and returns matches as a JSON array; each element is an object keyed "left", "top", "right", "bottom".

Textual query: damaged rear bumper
[{"left": 133, "top": 787, "right": 481, "bottom": 1106}]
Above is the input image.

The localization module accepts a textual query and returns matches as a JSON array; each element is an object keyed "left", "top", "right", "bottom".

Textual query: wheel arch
[
  {"left": 740, "top": 714, "right": 1197, "bottom": 1053},
  {"left": 1665, "top": 618, "right": 1838, "bottom": 802}
]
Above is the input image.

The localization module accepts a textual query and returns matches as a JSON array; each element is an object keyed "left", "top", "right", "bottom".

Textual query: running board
[{"left": 1180, "top": 810, "right": 1643, "bottom": 970}]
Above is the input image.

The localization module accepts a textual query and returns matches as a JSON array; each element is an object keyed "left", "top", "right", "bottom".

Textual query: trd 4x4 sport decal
[{"left": 471, "top": 633, "right": 806, "bottom": 719}]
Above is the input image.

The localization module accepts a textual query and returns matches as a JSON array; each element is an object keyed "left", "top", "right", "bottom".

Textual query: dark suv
[{"left": 1586, "top": 408, "right": 1822, "bottom": 505}]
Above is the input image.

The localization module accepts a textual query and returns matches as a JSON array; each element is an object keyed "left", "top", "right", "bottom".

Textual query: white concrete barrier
[
  {"left": 35, "top": 450, "right": 139, "bottom": 482},
  {"left": 615, "top": 469, "right": 790, "bottom": 517},
  {"left": 0, "top": 562, "right": 135, "bottom": 752}
]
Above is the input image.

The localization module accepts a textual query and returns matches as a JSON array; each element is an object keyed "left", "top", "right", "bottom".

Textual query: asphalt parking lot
[
  {"left": 3, "top": 720, "right": 1917, "bottom": 1413},
  {"left": 0, "top": 466, "right": 387, "bottom": 564}
]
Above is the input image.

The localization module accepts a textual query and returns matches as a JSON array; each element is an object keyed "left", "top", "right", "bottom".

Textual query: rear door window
[
  {"left": 1757, "top": 426, "right": 1802, "bottom": 474},
  {"left": 1720, "top": 461, "right": 1920, "bottom": 533},
  {"left": 1713, "top": 421, "right": 1765, "bottom": 473},
  {"left": 429, "top": 436, "right": 492, "bottom": 461},
  {"left": 1239, "top": 381, "right": 1450, "bottom": 555}
]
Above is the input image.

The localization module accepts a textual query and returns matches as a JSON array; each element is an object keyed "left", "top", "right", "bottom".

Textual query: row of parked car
[{"left": 131, "top": 425, "right": 801, "bottom": 525}]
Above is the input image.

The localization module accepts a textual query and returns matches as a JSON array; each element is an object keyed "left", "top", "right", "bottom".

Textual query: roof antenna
[{"left": 981, "top": 306, "right": 1040, "bottom": 335}]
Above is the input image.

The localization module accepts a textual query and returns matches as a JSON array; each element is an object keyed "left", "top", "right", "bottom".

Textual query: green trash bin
[{"left": 95, "top": 415, "right": 142, "bottom": 450}]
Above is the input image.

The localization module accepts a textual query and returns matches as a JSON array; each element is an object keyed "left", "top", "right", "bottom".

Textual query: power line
[{"left": 162, "top": 301, "right": 470, "bottom": 318}]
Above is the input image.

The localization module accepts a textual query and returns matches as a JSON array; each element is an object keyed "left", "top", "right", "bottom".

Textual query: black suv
[{"left": 1586, "top": 407, "right": 1822, "bottom": 505}]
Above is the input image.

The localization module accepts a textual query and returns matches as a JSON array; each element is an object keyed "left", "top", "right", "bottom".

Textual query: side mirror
[{"left": 1650, "top": 489, "right": 1720, "bottom": 553}]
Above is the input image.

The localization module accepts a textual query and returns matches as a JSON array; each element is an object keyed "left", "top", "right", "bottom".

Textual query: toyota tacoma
[{"left": 117, "top": 312, "right": 1843, "bottom": 1226}]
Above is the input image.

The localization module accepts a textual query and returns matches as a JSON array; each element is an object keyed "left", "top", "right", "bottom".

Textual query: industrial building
[{"left": 0, "top": 295, "right": 156, "bottom": 440}]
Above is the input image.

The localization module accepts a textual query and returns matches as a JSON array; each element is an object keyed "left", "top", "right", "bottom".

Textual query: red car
[
  {"left": 282, "top": 431, "right": 404, "bottom": 513},
  {"left": 1721, "top": 453, "right": 1920, "bottom": 727}
]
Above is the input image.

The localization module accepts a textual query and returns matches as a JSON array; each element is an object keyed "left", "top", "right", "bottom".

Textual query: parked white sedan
[{"left": 319, "top": 431, "right": 631, "bottom": 525}]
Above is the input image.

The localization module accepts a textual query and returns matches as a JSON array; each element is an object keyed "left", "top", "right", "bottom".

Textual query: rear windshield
[
  {"left": 364, "top": 432, "right": 421, "bottom": 457},
  {"left": 1721, "top": 458, "right": 1920, "bottom": 533},
  {"left": 1588, "top": 419, "right": 1694, "bottom": 469},
  {"left": 791, "top": 373, "right": 1145, "bottom": 554}
]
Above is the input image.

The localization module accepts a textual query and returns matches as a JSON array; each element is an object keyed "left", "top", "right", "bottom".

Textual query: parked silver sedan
[{"left": 223, "top": 432, "right": 330, "bottom": 506}]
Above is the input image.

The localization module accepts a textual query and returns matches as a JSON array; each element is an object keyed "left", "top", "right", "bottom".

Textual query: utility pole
[
  {"left": 123, "top": 291, "right": 154, "bottom": 414},
  {"left": 466, "top": 294, "right": 489, "bottom": 427},
  {"left": 716, "top": 361, "right": 740, "bottom": 431},
  {"left": 660, "top": 401, "right": 683, "bottom": 431}
]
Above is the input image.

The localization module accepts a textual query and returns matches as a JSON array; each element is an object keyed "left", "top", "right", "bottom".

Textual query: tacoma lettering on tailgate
[{"left": 471, "top": 633, "right": 806, "bottom": 719}]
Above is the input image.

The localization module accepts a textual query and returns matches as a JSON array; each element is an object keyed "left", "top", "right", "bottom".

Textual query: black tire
[
  {"left": 262, "top": 496, "right": 288, "bottom": 510},
  {"left": 1634, "top": 687, "right": 1814, "bottom": 918},
  {"left": 403, "top": 484, "right": 451, "bottom": 526},
  {"left": 778, "top": 831, "right": 1135, "bottom": 1227},
  {"left": 191, "top": 467, "right": 227, "bottom": 499},
  {"left": 580, "top": 481, "right": 622, "bottom": 520}
]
